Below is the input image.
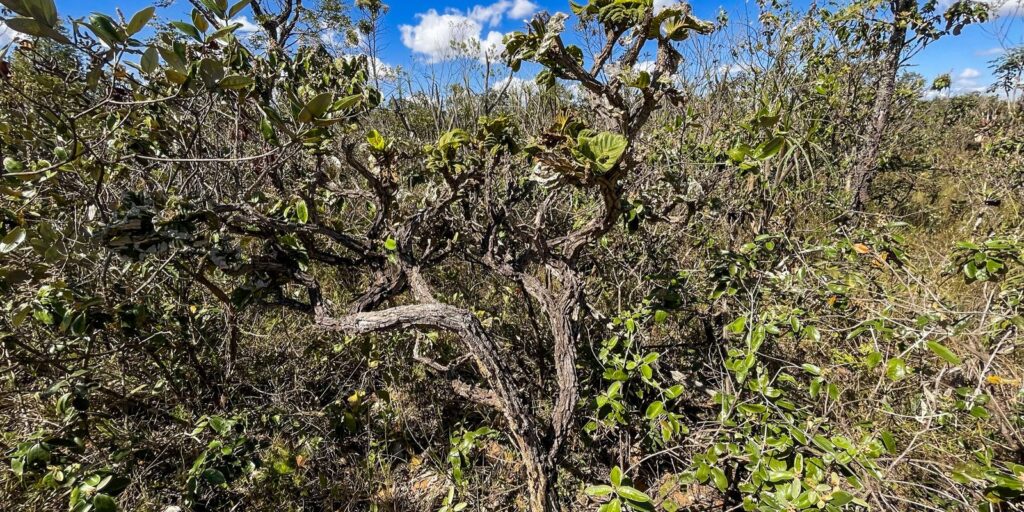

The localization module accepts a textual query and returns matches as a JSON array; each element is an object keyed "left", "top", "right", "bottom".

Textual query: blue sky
[{"left": 6, "top": 0, "right": 1023, "bottom": 93}]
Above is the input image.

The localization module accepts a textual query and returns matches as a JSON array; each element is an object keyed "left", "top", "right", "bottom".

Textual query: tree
[
  {"left": 0, "top": 0, "right": 713, "bottom": 509},
  {"left": 4, "top": 1, "right": 1024, "bottom": 511},
  {"left": 989, "top": 46, "right": 1024, "bottom": 101},
  {"left": 831, "top": 0, "right": 988, "bottom": 212}
]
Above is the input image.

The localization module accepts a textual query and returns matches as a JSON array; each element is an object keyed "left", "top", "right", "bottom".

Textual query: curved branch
[{"left": 314, "top": 303, "right": 542, "bottom": 453}]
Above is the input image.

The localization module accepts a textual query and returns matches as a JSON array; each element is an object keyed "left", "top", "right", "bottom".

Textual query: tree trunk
[
  {"left": 848, "top": 6, "right": 909, "bottom": 213},
  {"left": 522, "top": 446, "right": 561, "bottom": 512},
  {"left": 314, "top": 302, "right": 564, "bottom": 510}
]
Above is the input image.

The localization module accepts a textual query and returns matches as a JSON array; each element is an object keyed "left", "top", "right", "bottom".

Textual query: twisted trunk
[
  {"left": 848, "top": 2, "right": 910, "bottom": 212},
  {"left": 314, "top": 303, "right": 561, "bottom": 511},
  {"left": 523, "top": 446, "right": 561, "bottom": 512}
]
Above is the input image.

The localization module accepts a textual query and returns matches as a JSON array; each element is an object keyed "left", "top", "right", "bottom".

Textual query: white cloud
[
  {"left": 466, "top": 0, "right": 537, "bottom": 23},
  {"left": 959, "top": 67, "right": 981, "bottom": 79},
  {"left": 936, "top": 67, "right": 989, "bottom": 96},
  {"left": 983, "top": 0, "right": 1024, "bottom": 16},
  {"left": 399, "top": 11, "right": 500, "bottom": 62},
  {"left": 399, "top": 1, "right": 537, "bottom": 63},
  {"left": 508, "top": 0, "right": 538, "bottom": 18},
  {"left": 229, "top": 16, "right": 261, "bottom": 33}
]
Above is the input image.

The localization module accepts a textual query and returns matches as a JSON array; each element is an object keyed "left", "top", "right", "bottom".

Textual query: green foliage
[
  {"left": 586, "top": 465, "right": 653, "bottom": 511},
  {"left": 0, "top": 1, "right": 1021, "bottom": 511},
  {"left": 951, "top": 237, "right": 1023, "bottom": 284},
  {"left": 575, "top": 131, "right": 628, "bottom": 172}
]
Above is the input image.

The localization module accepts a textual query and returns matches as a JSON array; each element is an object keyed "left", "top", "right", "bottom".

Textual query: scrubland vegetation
[{"left": 1, "top": 0, "right": 1023, "bottom": 510}]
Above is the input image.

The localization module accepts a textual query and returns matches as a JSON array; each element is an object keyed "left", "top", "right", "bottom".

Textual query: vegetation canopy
[{"left": 0, "top": 0, "right": 1022, "bottom": 510}]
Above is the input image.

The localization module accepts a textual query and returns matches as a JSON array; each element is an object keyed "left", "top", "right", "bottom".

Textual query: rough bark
[
  {"left": 848, "top": 3, "right": 910, "bottom": 213},
  {"left": 519, "top": 269, "right": 582, "bottom": 459},
  {"left": 314, "top": 303, "right": 559, "bottom": 511}
]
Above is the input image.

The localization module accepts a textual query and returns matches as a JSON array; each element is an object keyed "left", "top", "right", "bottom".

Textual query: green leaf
[
  {"left": 201, "top": 468, "right": 226, "bottom": 485},
  {"left": 297, "top": 93, "right": 334, "bottom": 123},
  {"left": 126, "top": 6, "right": 154, "bottom": 35},
  {"left": 259, "top": 115, "right": 275, "bottom": 142},
  {"left": 228, "top": 0, "right": 251, "bottom": 18},
  {"left": 437, "top": 128, "right": 471, "bottom": 148},
  {"left": 192, "top": 9, "right": 209, "bottom": 33},
  {"left": 88, "top": 13, "right": 122, "bottom": 44},
  {"left": 963, "top": 260, "right": 978, "bottom": 280},
  {"left": 332, "top": 94, "right": 363, "bottom": 111},
  {"left": 198, "top": 58, "right": 224, "bottom": 87},
  {"left": 645, "top": 401, "right": 664, "bottom": 419},
  {"left": 710, "top": 466, "right": 728, "bottom": 492},
  {"left": 880, "top": 431, "right": 896, "bottom": 454},
  {"left": 609, "top": 465, "right": 623, "bottom": 487},
  {"left": 585, "top": 484, "right": 615, "bottom": 496},
  {"left": 170, "top": 21, "right": 202, "bottom": 42},
  {"left": 158, "top": 45, "right": 185, "bottom": 71},
  {"left": 803, "top": 325, "right": 821, "bottom": 342},
  {"left": 0, "top": 0, "right": 33, "bottom": 18},
  {"left": 165, "top": 69, "right": 188, "bottom": 85},
  {"left": 653, "top": 309, "right": 668, "bottom": 324},
  {"left": 640, "top": 364, "right": 653, "bottom": 380},
  {"left": 726, "top": 145, "right": 749, "bottom": 163},
  {"left": 725, "top": 315, "right": 746, "bottom": 334},
  {"left": 800, "top": 363, "right": 821, "bottom": 376},
  {"left": 986, "top": 258, "right": 1004, "bottom": 274},
  {"left": 384, "top": 238, "right": 397, "bottom": 251},
  {"left": 295, "top": 199, "right": 309, "bottom": 224},
  {"left": 3, "top": 157, "right": 23, "bottom": 172},
  {"left": 98, "top": 475, "right": 130, "bottom": 495},
  {"left": 926, "top": 341, "right": 961, "bottom": 365},
  {"left": 218, "top": 75, "right": 253, "bottom": 90},
  {"left": 197, "top": 58, "right": 225, "bottom": 87},
  {"left": 207, "top": 414, "right": 233, "bottom": 434},
  {"left": 577, "top": 131, "right": 627, "bottom": 172},
  {"left": 0, "top": 227, "right": 27, "bottom": 253},
  {"left": 25, "top": 0, "right": 57, "bottom": 27},
  {"left": 93, "top": 494, "right": 117, "bottom": 512},
  {"left": 738, "top": 403, "right": 767, "bottom": 415},
  {"left": 634, "top": 70, "right": 651, "bottom": 89},
  {"left": 831, "top": 490, "right": 854, "bottom": 506},
  {"left": 885, "top": 358, "right": 907, "bottom": 381},
  {"left": 969, "top": 405, "right": 989, "bottom": 419},
  {"left": 207, "top": 22, "right": 241, "bottom": 41},
  {"left": 25, "top": 443, "right": 49, "bottom": 465},
  {"left": 140, "top": 46, "right": 159, "bottom": 73},
  {"left": 367, "top": 129, "right": 386, "bottom": 151},
  {"left": 4, "top": 16, "right": 70, "bottom": 43},
  {"left": 616, "top": 485, "right": 651, "bottom": 503},
  {"left": 757, "top": 135, "right": 786, "bottom": 159},
  {"left": 201, "top": 0, "right": 226, "bottom": 17}
]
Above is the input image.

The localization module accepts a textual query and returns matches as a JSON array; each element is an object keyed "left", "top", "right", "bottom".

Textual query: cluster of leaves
[{"left": 1, "top": 0, "right": 1022, "bottom": 511}]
